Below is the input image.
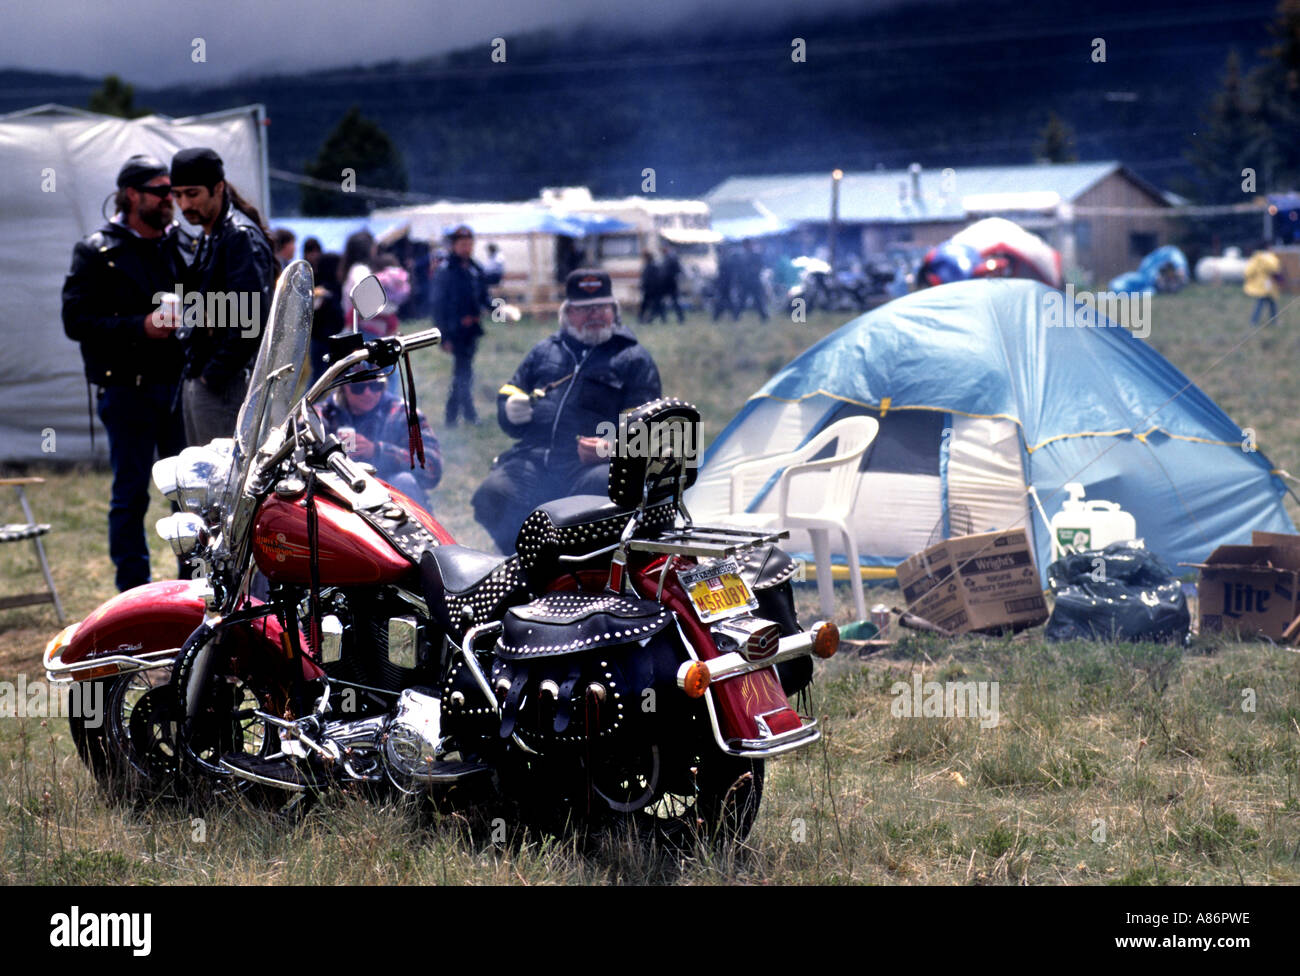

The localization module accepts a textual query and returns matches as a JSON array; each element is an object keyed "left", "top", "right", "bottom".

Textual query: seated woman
[{"left": 318, "top": 373, "right": 442, "bottom": 512}]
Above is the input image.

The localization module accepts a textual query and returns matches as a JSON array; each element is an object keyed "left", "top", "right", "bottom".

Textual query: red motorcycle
[{"left": 45, "top": 261, "right": 838, "bottom": 842}]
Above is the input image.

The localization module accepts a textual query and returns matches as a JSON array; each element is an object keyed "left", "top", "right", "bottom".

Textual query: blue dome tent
[{"left": 686, "top": 279, "right": 1294, "bottom": 584}]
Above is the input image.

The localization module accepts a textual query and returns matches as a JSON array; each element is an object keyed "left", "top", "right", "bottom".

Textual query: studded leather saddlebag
[{"left": 485, "top": 590, "right": 688, "bottom": 749}]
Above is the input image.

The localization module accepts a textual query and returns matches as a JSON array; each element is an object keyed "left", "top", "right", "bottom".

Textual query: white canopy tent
[{"left": 0, "top": 103, "right": 269, "bottom": 463}]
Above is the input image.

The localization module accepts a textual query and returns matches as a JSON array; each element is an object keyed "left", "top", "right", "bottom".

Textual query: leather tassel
[
  {"left": 305, "top": 471, "right": 322, "bottom": 652},
  {"left": 401, "top": 354, "right": 425, "bottom": 468}
]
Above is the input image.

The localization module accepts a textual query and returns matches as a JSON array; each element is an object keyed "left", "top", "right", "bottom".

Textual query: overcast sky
[{"left": 4, "top": 0, "right": 878, "bottom": 85}]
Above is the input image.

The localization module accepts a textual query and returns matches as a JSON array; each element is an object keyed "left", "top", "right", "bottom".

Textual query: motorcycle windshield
[
  {"left": 234, "top": 260, "right": 313, "bottom": 465},
  {"left": 217, "top": 260, "right": 313, "bottom": 575}
]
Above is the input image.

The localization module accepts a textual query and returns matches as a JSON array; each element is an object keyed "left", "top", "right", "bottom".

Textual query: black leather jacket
[
  {"left": 61, "top": 221, "right": 187, "bottom": 386},
  {"left": 496, "top": 325, "right": 662, "bottom": 467},
  {"left": 182, "top": 196, "right": 275, "bottom": 392}
]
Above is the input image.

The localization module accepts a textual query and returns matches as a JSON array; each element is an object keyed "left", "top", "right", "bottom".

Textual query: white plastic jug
[{"left": 1049, "top": 482, "right": 1138, "bottom": 560}]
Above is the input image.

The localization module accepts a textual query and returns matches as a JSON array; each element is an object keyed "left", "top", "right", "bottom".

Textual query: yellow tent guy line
[
  {"left": 749, "top": 390, "right": 1023, "bottom": 427},
  {"left": 1025, "top": 428, "right": 1242, "bottom": 453},
  {"left": 1025, "top": 429, "right": 1134, "bottom": 452},
  {"left": 749, "top": 392, "right": 1250, "bottom": 454},
  {"left": 1156, "top": 432, "right": 1244, "bottom": 448}
]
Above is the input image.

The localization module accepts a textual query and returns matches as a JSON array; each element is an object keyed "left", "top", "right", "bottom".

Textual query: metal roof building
[{"left": 706, "top": 161, "right": 1173, "bottom": 284}]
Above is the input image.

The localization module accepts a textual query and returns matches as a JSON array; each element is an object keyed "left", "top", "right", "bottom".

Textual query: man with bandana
[
  {"left": 471, "top": 269, "right": 662, "bottom": 553},
  {"left": 168, "top": 146, "right": 276, "bottom": 445},
  {"left": 61, "top": 155, "right": 188, "bottom": 591}
]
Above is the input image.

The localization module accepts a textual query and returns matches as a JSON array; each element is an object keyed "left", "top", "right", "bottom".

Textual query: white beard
[{"left": 561, "top": 305, "right": 617, "bottom": 346}]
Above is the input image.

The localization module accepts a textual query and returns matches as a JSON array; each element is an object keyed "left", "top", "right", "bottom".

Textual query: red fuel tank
[{"left": 254, "top": 492, "right": 416, "bottom": 586}]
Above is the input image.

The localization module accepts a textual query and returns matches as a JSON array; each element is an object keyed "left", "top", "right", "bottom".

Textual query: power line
[{"left": 267, "top": 167, "right": 435, "bottom": 204}]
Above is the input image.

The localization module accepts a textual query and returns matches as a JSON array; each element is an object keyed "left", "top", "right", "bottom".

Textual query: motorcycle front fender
[
  {"left": 44, "top": 580, "right": 208, "bottom": 682},
  {"left": 44, "top": 579, "right": 314, "bottom": 684}
]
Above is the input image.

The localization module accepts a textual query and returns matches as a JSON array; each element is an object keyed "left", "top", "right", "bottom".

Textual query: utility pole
[{"left": 829, "top": 169, "right": 843, "bottom": 270}]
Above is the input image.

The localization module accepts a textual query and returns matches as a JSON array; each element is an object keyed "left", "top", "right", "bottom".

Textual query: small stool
[{"left": 0, "top": 477, "right": 66, "bottom": 625}]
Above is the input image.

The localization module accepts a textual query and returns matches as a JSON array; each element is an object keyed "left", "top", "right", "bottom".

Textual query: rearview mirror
[{"left": 350, "top": 275, "right": 387, "bottom": 321}]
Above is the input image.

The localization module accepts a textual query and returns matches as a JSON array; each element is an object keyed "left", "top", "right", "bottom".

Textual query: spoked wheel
[
  {"left": 71, "top": 671, "right": 182, "bottom": 803},
  {"left": 582, "top": 743, "right": 764, "bottom": 852},
  {"left": 588, "top": 743, "right": 662, "bottom": 814},
  {"left": 110, "top": 677, "right": 183, "bottom": 798},
  {"left": 177, "top": 670, "right": 290, "bottom": 809},
  {"left": 183, "top": 674, "right": 273, "bottom": 772},
  {"left": 688, "top": 755, "right": 764, "bottom": 848}
]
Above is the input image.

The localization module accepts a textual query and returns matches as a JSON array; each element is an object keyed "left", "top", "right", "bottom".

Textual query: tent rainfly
[
  {"left": 0, "top": 104, "right": 270, "bottom": 463},
  {"left": 686, "top": 279, "right": 1294, "bottom": 584}
]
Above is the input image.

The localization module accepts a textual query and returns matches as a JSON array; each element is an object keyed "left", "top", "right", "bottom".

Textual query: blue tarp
[
  {"left": 443, "top": 212, "right": 585, "bottom": 237},
  {"left": 565, "top": 212, "right": 636, "bottom": 235},
  {"left": 691, "top": 279, "right": 1293, "bottom": 582},
  {"left": 1107, "top": 245, "right": 1189, "bottom": 294},
  {"left": 440, "top": 211, "right": 634, "bottom": 238},
  {"left": 711, "top": 213, "right": 795, "bottom": 241},
  {"left": 271, "top": 217, "right": 408, "bottom": 257}
]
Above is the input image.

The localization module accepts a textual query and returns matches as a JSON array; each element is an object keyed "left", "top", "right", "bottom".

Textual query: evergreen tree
[
  {"left": 1248, "top": 0, "right": 1300, "bottom": 190},
  {"left": 1187, "top": 50, "right": 1262, "bottom": 203},
  {"left": 1034, "top": 112, "right": 1077, "bottom": 163},
  {"left": 87, "top": 75, "right": 148, "bottom": 119},
  {"left": 300, "top": 106, "right": 409, "bottom": 216}
]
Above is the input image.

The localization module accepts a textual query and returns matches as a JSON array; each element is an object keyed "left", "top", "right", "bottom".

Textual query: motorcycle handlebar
[
  {"left": 256, "top": 328, "right": 441, "bottom": 490},
  {"left": 399, "top": 328, "right": 441, "bottom": 352},
  {"left": 326, "top": 450, "right": 366, "bottom": 492}
]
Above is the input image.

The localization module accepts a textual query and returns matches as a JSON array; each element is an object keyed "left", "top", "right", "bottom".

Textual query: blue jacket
[
  {"left": 496, "top": 324, "right": 662, "bottom": 468},
  {"left": 431, "top": 255, "right": 490, "bottom": 345}
]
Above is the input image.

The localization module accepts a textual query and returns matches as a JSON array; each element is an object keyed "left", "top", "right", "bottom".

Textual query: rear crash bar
[{"left": 676, "top": 619, "right": 838, "bottom": 691}]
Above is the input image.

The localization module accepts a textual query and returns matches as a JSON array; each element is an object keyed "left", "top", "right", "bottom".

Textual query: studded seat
[
  {"left": 513, "top": 495, "right": 676, "bottom": 589},
  {"left": 419, "top": 547, "right": 531, "bottom": 638}
]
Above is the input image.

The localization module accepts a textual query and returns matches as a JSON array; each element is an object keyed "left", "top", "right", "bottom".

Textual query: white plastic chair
[{"left": 724, "top": 415, "right": 878, "bottom": 621}]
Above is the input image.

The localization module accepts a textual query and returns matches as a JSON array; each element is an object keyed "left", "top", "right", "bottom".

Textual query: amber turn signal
[
  {"left": 680, "top": 660, "right": 712, "bottom": 698},
  {"left": 70, "top": 664, "right": 118, "bottom": 681},
  {"left": 812, "top": 621, "right": 840, "bottom": 659}
]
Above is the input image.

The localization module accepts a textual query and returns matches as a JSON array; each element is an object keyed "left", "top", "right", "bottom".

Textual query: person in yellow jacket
[{"left": 1244, "top": 243, "right": 1283, "bottom": 324}]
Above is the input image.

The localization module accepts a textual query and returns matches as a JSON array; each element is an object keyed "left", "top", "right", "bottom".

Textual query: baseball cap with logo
[{"left": 564, "top": 268, "right": 614, "bottom": 306}]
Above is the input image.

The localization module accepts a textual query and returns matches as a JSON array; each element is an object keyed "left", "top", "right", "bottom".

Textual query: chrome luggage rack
[{"left": 626, "top": 523, "right": 788, "bottom": 559}]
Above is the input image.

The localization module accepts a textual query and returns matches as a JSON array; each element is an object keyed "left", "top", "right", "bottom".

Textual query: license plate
[{"left": 678, "top": 557, "right": 758, "bottom": 623}]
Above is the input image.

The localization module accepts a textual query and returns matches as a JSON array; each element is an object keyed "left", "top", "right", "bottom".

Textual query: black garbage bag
[{"left": 1045, "top": 542, "right": 1189, "bottom": 644}]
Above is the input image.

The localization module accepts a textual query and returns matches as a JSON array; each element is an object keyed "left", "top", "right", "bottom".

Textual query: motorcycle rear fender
[
  {"left": 548, "top": 563, "right": 821, "bottom": 758},
  {"left": 44, "top": 579, "right": 317, "bottom": 683}
]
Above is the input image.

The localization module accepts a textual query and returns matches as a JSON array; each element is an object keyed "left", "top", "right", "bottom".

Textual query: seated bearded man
[{"left": 471, "top": 269, "right": 663, "bottom": 553}]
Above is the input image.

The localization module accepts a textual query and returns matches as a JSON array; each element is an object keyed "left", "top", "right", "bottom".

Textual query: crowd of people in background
[{"left": 63, "top": 151, "right": 1294, "bottom": 586}]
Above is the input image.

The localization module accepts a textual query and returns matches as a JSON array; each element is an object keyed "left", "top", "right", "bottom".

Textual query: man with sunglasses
[
  {"left": 61, "top": 154, "right": 188, "bottom": 591},
  {"left": 317, "top": 373, "right": 443, "bottom": 513}
]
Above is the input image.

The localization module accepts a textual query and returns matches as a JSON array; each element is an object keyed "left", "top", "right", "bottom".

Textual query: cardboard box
[
  {"left": 1185, "top": 531, "right": 1300, "bottom": 639},
  {"left": 1276, "top": 247, "right": 1300, "bottom": 295},
  {"left": 896, "top": 529, "right": 1047, "bottom": 634}
]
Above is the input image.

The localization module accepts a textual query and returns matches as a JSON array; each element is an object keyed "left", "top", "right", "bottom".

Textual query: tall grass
[{"left": 3, "top": 285, "right": 1299, "bottom": 884}]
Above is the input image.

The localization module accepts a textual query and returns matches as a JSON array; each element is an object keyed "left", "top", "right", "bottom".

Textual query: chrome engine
[{"left": 271, "top": 687, "right": 447, "bottom": 792}]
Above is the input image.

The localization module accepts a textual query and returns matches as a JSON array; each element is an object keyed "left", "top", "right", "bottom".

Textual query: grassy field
[{"left": 2, "top": 284, "right": 1299, "bottom": 884}]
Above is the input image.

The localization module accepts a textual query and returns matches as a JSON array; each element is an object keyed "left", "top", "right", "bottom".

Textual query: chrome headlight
[
  {"left": 156, "top": 513, "right": 208, "bottom": 556},
  {"left": 152, "top": 456, "right": 181, "bottom": 501},
  {"left": 174, "top": 446, "right": 233, "bottom": 516}
]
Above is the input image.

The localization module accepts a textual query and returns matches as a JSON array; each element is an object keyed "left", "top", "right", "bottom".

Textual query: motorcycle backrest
[{"left": 606, "top": 398, "right": 701, "bottom": 511}]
